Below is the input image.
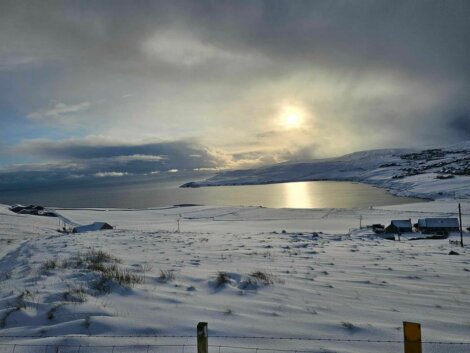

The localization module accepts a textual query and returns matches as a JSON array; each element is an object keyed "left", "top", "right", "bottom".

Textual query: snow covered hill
[{"left": 182, "top": 142, "right": 470, "bottom": 199}]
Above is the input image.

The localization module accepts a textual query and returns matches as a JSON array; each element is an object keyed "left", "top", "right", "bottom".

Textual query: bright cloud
[{"left": 94, "top": 171, "right": 129, "bottom": 178}]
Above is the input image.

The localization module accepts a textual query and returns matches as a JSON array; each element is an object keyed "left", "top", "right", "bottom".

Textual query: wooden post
[
  {"left": 459, "top": 203, "right": 464, "bottom": 247},
  {"left": 403, "top": 321, "right": 422, "bottom": 353},
  {"left": 197, "top": 322, "right": 208, "bottom": 353}
]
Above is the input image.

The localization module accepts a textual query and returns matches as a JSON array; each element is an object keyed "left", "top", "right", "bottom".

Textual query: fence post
[
  {"left": 403, "top": 321, "right": 422, "bottom": 353},
  {"left": 197, "top": 322, "right": 208, "bottom": 353}
]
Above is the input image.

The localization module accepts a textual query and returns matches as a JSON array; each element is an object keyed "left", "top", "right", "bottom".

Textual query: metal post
[
  {"left": 459, "top": 203, "right": 464, "bottom": 247},
  {"left": 403, "top": 321, "right": 422, "bottom": 353},
  {"left": 197, "top": 322, "right": 208, "bottom": 353}
]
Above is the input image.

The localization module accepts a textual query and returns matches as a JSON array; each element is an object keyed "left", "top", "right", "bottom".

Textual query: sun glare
[
  {"left": 286, "top": 113, "right": 299, "bottom": 126},
  {"left": 279, "top": 104, "right": 304, "bottom": 129}
]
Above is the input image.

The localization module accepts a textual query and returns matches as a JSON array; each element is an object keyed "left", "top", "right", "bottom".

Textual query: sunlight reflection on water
[{"left": 284, "top": 181, "right": 314, "bottom": 208}]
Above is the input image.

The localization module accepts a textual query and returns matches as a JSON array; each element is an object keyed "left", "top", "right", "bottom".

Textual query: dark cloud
[
  {"left": 16, "top": 139, "right": 224, "bottom": 164},
  {"left": 448, "top": 114, "right": 470, "bottom": 140},
  {"left": 3, "top": 1, "right": 469, "bottom": 77},
  {"left": 0, "top": 139, "right": 230, "bottom": 188}
]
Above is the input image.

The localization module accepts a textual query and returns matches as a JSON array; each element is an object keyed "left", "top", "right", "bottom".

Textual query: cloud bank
[{"left": 0, "top": 139, "right": 233, "bottom": 187}]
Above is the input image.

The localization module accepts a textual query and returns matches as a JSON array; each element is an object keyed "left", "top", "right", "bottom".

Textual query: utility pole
[
  {"left": 459, "top": 203, "right": 464, "bottom": 248},
  {"left": 359, "top": 214, "right": 362, "bottom": 229},
  {"left": 176, "top": 214, "right": 181, "bottom": 233}
]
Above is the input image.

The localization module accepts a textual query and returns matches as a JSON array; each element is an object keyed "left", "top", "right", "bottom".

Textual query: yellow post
[
  {"left": 403, "top": 321, "right": 422, "bottom": 353},
  {"left": 197, "top": 322, "right": 208, "bottom": 353}
]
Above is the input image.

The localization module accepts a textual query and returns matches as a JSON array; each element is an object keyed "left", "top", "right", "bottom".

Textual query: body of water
[{"left": 0, "top": 177, "right": 423, "bottom": 209}]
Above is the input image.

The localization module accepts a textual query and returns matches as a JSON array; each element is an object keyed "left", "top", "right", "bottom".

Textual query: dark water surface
[{"left": 0, "top": 176, "right": 423, "bottom": 209}]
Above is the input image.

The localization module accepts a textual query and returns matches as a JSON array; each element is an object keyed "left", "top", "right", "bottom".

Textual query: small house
[
  {"left": 417, "top": 218, "right": 459, "bottom": 234},
  {"left": 72, "top": 222, "right": 113, "bottom": 234},
  {"left": 385, "top": 220, "right": 412, "bottom": 233}
]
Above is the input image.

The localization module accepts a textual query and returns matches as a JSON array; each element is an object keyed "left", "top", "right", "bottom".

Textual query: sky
[{"left": 0, "top": 0, "right": 469, "bottom": 187}]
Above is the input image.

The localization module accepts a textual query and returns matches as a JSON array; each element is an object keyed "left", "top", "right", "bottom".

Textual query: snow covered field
[{"left": 0, "top": 201, "right": 469, "bottom": 353}]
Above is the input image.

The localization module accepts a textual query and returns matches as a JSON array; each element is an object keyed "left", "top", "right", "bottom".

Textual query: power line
[
  {"left": 209, "top": 345, "right": 398, "bottom": 353},
  {"left": 0, "top": 343, "right": 397, "bottom": 353},
  {"left": 0, "top": 335, "right": 194, "bottom": 339},
  {"left": 0, "top": 344, "right": 195, "bottom": 348},
  {"left": 0, "top": 335, "right": 469, "bottom": 345}
]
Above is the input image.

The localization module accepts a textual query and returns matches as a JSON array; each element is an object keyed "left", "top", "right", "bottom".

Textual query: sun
[
  {"left": 279, "top": 104, "right": 303, "bottom": 129},
  {"left": 286, "top": 113, "right": 299, "bottom": 126}
]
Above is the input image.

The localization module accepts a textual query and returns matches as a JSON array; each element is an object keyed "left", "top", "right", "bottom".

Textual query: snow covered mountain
[{"left": 182, "top": 142, "right": 470, "bottom": 199}]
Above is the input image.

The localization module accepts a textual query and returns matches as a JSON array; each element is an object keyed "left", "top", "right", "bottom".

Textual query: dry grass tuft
[
  {"left": 41, "top": 259, "right": 58, "bottom": 272},
  {"left": 250, "top": 271, "right": 275, "bottom": 285},
  {"left": 159, "top": 270, "right": 175, "bottom": 282},
  {"left": 214, "top": 272, "right": 232, "bottom": 288}
]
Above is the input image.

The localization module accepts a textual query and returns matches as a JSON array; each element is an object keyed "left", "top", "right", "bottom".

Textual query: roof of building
[
  {"left": 390, "top": 220, "right": 412, "bottom": 228},
  {"left": 72, "top": 222, "right": 113, "bottom": 233},
  {"left": 417, "top": 218, "right": 459, "bottom": 228}
]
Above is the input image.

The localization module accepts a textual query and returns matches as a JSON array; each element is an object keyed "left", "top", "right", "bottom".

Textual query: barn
[
  {"left": 72, "top": 222, "right": 113, "bottom": 233},
  {"left": 417, "top": 218, "right": 459, "bottom": 234},
  {"left": 385, "top": 220, "right": 412, "bottom": 233}
]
